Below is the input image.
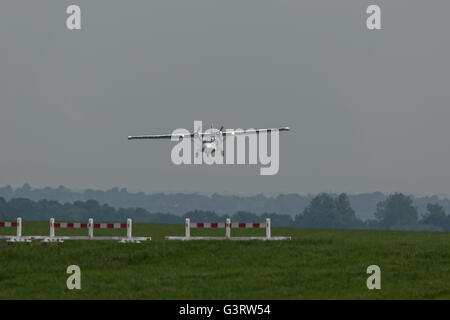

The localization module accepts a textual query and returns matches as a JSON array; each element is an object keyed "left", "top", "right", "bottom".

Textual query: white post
[
  {"left": 17, "top": 217, "right": 22, "bottom": 238},
  {"left": 50, "top": 218, "right": 55, "bottom": 238},
  {"left": 266, "top": 218, "right": 271, "bottom": 239},
  {"left": 88, "top": 218, "right": 94, "bottom": 239},
  {"left": 127, "top": 218, "right": 132, "bottom": 239},
  {"left": 225, "top": 218, "right": 231, "bottom": 239},
  {"left": 185, "top": 218, "right": 190, "bottom": 239}
]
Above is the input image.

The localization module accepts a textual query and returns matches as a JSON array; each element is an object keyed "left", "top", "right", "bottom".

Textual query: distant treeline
[
  {"left": 2, "top": 184, "right": 450, "bottom": 221},
  {"left": 1, "top": 193, "right": 449, "bottom": 232}
]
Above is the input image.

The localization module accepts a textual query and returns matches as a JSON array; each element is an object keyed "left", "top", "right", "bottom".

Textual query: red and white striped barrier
[
  {"left": 165, "top": 218, "right": 291, "bottom": 241},
  {"left": 0, "top": 217, "right": 45, "bottom": 243},
  {"left": 42, "top": 218, "right": 151, "bottom": 243},
  {"left": 0, "top": 217, "right": 24, "bottom": 243}
]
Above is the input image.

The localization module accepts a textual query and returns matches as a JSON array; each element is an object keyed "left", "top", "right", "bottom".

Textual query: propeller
[
  {"left": 213, "top": 125, "right": 225, "bottom": 142},
  {"left": 194, "top": 124, "right": 225, "bottom": 155},
  {"left": 192, "top": 125, "right": 203, "bottom": 151}
]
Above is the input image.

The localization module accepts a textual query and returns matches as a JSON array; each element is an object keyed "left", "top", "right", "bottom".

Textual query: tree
[
  {"left": 422, "top": 203, "right": 450, "bottom": 231},
  {"left": 0, "top": 197, "right": 19, "bottom": 220},
  {"left": 0, "top": 197, "right": 8, "bottom": 220},
  {"left": 231, "top": 211, "right": 259, "bottom": 222},
  {"left": 182, "top": 210, "right": 220, "bottom": 222},
  {"left": 375, "top": 193, "right": 418, "bottom": 229},
  {"left": 335, "top": 194, "right": 357, "bottom": 223},
  {"left": 261, "top": 212, "right": 293, "bottom": 227},
  {"left": 294, "top": 193, "right": 361, "bottom": 229}
]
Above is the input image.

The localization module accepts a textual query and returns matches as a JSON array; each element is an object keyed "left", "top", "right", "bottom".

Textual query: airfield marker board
[
  {"left": 42, "top": 218, "right": 151, "bottom": 243},
  {"left": 165, "top": 218, "right": 291, "bottom": 241},
  {"left": 0, "top": 217, "right": 46, "bottom": 243}
]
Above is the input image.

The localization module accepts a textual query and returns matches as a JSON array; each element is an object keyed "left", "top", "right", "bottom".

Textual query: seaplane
[{"left": 127, "top": 123, "right": 290, "bottom": 157}]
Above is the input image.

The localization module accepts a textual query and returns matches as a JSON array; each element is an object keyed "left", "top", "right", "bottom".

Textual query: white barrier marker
[
  {"left": 0, "top": 217, "right": 45, "bottom": 243},
  {"left": 42, "top": 218, "right": 151, "bottom": 244},
  {"left": 185, "top": 218, "right": 191, "bottom": 239},
  {"left": 17, "top": 217, "right": 22, "bottom": 238},
  {"left": 88, "top": 218, "right": 94, "bottom": 239},
  {"left": 225, "top": 218, "right": 231, "bottom": 239},
  {"left": 165, "top": 218, "right": 291, "bottom": 241},
  {"left": 50, "top": 218, "right": 55, "bottom": 238}
]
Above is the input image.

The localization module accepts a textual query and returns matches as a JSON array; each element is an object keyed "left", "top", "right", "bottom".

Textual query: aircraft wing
[
  {"left": 222, "top": 126, "right": 290, "bottom": 136},
  {"left": 128, "top": 126, "right": 290, "bottom": 140},
  {"left": 127, "top": 133, "right": 194, "bottom": 140}
]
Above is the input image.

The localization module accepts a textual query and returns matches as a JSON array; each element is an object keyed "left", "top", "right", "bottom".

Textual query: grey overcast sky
[{"left": 1, "top": 1, "right": 449, "bottom": 196}]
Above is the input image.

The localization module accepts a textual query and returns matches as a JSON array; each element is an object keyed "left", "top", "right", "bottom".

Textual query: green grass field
[{"left": 0, "top": 221, "right": 449, "bottom": 299}]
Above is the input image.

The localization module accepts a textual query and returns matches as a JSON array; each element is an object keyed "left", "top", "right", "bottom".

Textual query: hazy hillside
[{"left": 1, "top": 184, "right": 450, "bottom": 220}]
